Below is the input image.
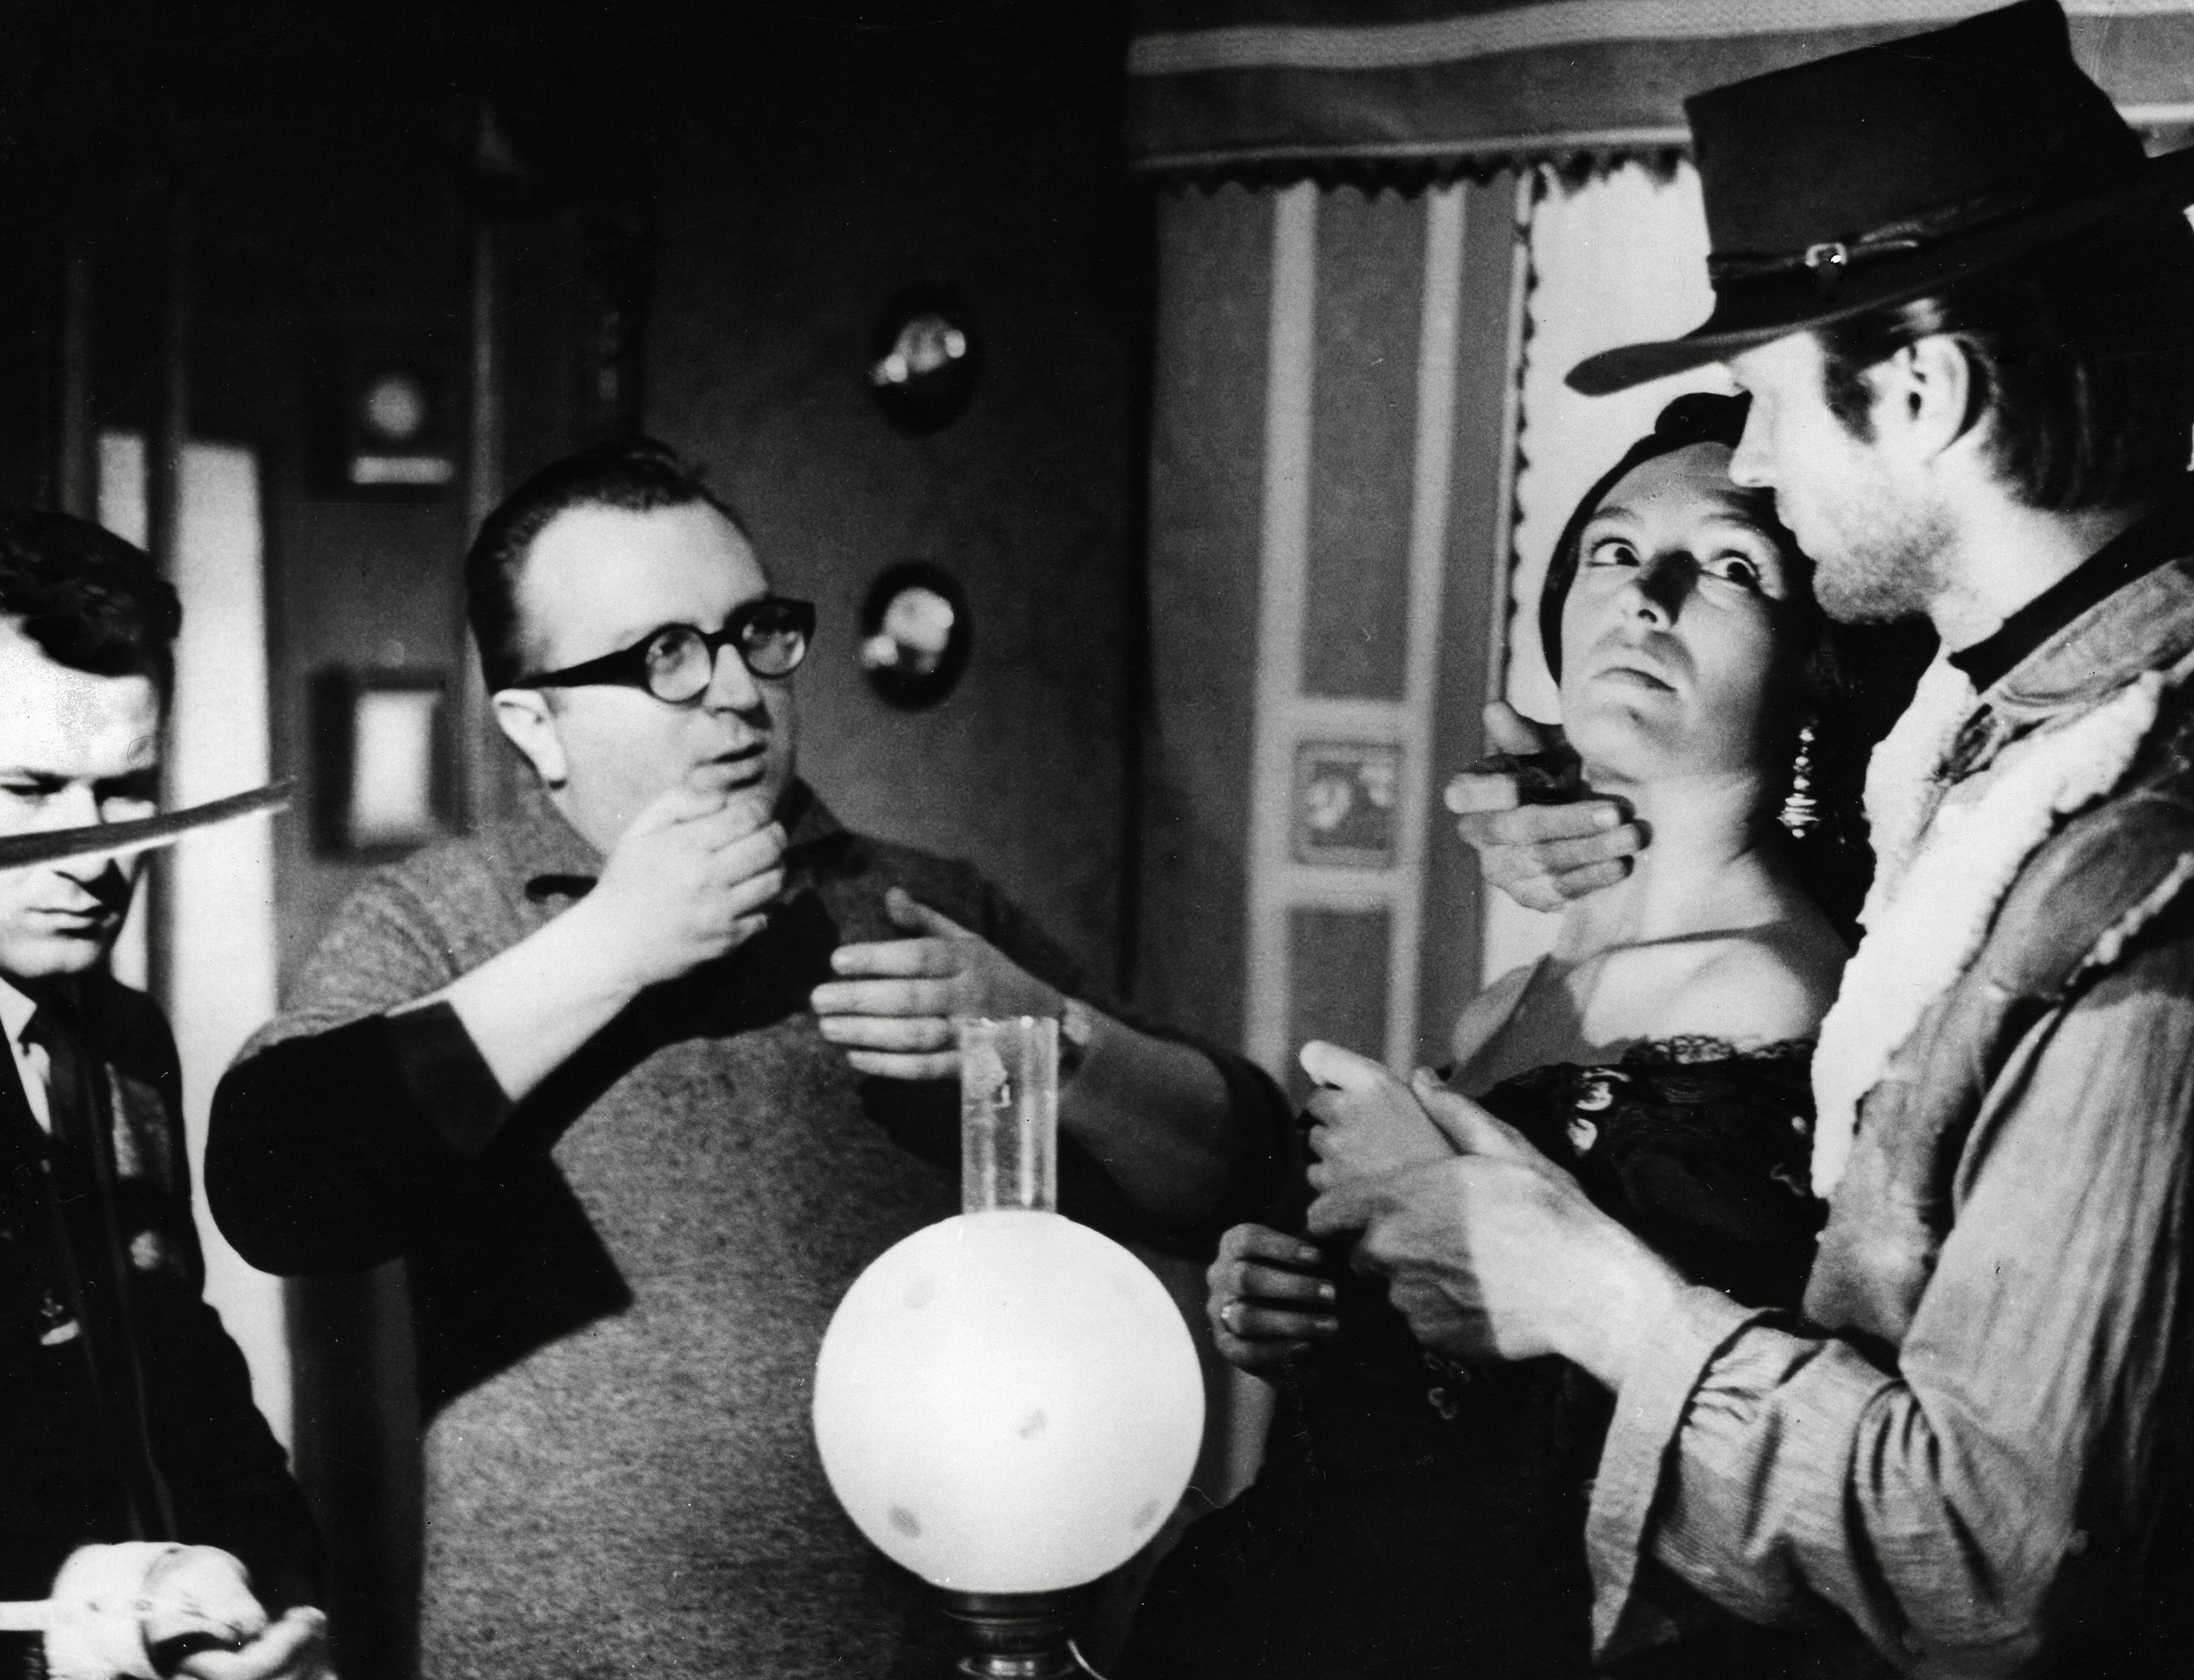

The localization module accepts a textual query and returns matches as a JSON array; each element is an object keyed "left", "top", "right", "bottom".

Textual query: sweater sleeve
[{"left": 207, "top": 871, "right": 509, "bottom": 1276}]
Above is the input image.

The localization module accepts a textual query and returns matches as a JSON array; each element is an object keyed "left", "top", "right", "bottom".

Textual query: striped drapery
[
  {"left": 1133, "top": 166, "right": 1720, "bottom": 1081},
  {"left": 1134, "top": 178, "right": 1526, "bottom": 1086},
  {"left": 1130, "top": 5, "right": 2194, "bottom": 1083},
  {"left": 1127, "top": 0, "right": 2194, "bottom": 184}
]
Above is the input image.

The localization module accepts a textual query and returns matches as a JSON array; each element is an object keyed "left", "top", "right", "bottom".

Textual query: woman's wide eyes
[
  {"left": 1705, "top": 554, "right": 1764, "bottom": 589},
  {"left": 1583, "top": 539, "right": 1768, "bottom": 590}
]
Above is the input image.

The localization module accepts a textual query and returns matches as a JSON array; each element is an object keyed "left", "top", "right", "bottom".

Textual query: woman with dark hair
[{"left": 1120, "top": 392, "right": 1909, "bottom": 1679}]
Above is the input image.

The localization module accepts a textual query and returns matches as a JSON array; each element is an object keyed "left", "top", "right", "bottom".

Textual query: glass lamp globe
[
  {"left": 814, "top": 1208, "right": 1203, "bottom": 1592},
  {"left": 813, "top": 1017, "right": 1206, "bottom": 1673}
]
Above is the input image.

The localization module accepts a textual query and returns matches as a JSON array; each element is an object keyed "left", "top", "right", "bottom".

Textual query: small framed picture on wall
[
  {"left": 1291, "top": 741, "right": 1401, "bottom": 870},
  {"left": 312, "top": 668, "right": 455, "bottom": 855},
  {"left": 313, "top": 340, "right": 459, "bottom": 497}
]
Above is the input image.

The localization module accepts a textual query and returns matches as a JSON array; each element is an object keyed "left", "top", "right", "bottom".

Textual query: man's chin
[
  {"left": 1815, "top": 564, "right": 1933, "bottom": 627},
  {"left": 0, "top": 930, "right": 119, "bottom": 982}
]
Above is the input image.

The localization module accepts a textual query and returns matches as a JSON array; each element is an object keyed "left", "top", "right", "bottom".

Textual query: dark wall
[
  {"left": 5, "top": 7, "right": 1150, "bottom": 1678},
  {"left": 644, "top": 2, "right": 1148, "bottom": 982},
  {"left": 181, "top": 103, "right": 487, "bottom": 1680}
]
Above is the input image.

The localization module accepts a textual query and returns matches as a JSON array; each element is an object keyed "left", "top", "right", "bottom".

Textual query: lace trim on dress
[{"left": 1616, "top": 1034, "right": 1815, "bottom": 1069}]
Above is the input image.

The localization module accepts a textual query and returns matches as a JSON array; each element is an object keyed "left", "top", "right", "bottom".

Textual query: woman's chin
[{"left": 1564, "top": 706, "right": 1679, "bottom": 786}]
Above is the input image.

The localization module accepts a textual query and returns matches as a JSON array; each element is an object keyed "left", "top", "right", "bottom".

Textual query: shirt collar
[
  {"left": 0, "top": 977, "right": 40, "bottom": 1049},
  {"left": 1948, "top": 479, "right": 2194, "bottom": 695}
]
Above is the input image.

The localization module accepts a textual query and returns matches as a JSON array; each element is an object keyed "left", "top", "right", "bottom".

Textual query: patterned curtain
[{"left": 1126, "top": 1, "right": 2194, "bottom": 186}]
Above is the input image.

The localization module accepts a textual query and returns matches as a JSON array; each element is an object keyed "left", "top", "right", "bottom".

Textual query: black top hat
[{"left": 1568, "top": 0, "right": 2194, "bottom": 396}]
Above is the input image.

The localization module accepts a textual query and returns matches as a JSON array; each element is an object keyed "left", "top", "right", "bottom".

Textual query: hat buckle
[{"left": 1566, "top": 0, "right": 2194, "bottom": 397}]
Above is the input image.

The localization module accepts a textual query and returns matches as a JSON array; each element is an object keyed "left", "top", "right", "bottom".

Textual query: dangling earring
[{"left": 1779, "top": 723, "right": 1819, "bottom": 838}]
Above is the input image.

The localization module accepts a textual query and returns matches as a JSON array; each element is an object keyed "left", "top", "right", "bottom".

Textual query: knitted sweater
[{"left": 209, "top": 783, "right": 1288, "bottom": 1680}]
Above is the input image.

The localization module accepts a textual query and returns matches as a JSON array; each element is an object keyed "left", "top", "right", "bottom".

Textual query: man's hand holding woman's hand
[
  {"left": 1308, "top": 1073, "right": 1686, "bottom": 1387},
  {"left": 1448, "top": 702, "right": 1646, "bottom": 911},
  {"left": 1204, "top": 1043, "right": 1455, "bottom": 1380},
  {"left": 1298, "top": 1041, "right": 1456, "bottom": 1193}
]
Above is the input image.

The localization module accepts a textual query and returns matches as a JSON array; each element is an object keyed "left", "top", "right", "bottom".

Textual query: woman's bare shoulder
[
  {"left": 1647, "top": 917, "right": 1847, "bottom": 1046},
  {"left": 1449, "top": 961, "right": 1539, "bottom": 1069}
]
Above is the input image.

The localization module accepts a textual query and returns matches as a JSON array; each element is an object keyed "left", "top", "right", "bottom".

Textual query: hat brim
[{"left": 1567, "top": 144, "right": 2194, "bottom": 397}]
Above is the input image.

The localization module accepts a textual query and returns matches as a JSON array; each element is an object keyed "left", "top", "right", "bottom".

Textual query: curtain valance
[{"left": 1127, "top": 0, "right": 2194, "bottom": 185}]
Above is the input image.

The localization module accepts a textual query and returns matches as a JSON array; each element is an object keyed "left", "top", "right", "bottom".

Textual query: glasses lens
[
  {"left": 643, "top": 626, "right": 715, "bottom": 703},
  {"left": 741, "top": 604, "right": 810, "bottom": 678}
]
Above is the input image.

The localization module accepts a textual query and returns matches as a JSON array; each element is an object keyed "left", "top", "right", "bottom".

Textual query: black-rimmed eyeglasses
[{"left": 510, "top": 597, "right": 816, "bottom": 705}]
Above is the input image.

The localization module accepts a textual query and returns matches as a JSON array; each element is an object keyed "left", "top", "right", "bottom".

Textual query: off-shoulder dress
[{"left": 1119, "top": 1036, "right": 1824, "bottom": 1680}]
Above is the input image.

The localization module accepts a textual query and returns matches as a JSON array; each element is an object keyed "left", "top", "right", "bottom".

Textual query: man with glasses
[{"left": 206, "top": 439, "right": 1292, "bottom": 1680}]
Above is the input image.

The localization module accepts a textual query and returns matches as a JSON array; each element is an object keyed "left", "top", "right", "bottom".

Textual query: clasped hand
[
  {"left": 810, "top": 887, "right": 1063, "bottom": 1080},
  {"left": 1205, "top": 1043, "right": 1467, "bottom": 1375},
  {"left": 1210, "top": 1046, "right": 1673, "bottom": 1384}
]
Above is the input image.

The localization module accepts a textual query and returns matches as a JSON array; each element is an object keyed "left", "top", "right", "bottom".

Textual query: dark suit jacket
[{"left": 0, "top": 972, "right": 319, "bottom": 1628}]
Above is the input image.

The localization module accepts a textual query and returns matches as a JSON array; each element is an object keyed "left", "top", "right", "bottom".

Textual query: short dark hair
[
  {"left": 0, "top": 510, "right": 181, "bottom": 699},
  {"left": 464, "top": 438, "right": 754, "bottom": 692},
  {"left": 1813, "top": 206, "right": 2194, "bottom": 512}
]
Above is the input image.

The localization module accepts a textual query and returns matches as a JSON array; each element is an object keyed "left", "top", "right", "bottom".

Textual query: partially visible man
[
  {"left": 206, "top": 440, "right": 1292, "bottom": 1679},
  {"left": 0, "top": 512, "right": 326, "bottom": 1680},
  {"left": 1311, "top": 4, "right": 2194, "bottom": 1675}
]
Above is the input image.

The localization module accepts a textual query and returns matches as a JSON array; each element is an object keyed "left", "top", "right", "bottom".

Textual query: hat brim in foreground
[{"left": 1567, "top": 148, "right": 2194, "bottom": 397}]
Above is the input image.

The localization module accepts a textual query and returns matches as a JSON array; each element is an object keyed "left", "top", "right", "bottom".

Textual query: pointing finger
[
  {"left": 828, "top": 937, "right": 966, "bottom": 979},
  {"left": 810, "top": 976, "right": 958, "bottom": 1017},
  {"left": 1454, "top": 801, "right": 1633, "bottom": 852}
]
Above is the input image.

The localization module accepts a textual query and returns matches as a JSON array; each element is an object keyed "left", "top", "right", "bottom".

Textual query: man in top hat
[{"left": 1298, "top": 2, "right": 2194, "bottom": 1673}]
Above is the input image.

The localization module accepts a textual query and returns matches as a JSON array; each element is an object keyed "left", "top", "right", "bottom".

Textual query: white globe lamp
[{"left": 814, "top": 1017, "right": 1205, "bottom": 1677}]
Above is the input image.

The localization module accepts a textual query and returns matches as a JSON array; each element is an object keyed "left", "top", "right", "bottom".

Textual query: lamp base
[{"left": 939, "top": 1589, "right": 1079, "bottom": 1679}]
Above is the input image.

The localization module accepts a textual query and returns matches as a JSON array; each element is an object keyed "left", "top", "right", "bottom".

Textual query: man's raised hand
[
  {"left": 1447, "top": 702, "right": 1644, "bottom": 912},
  {"left": 581, "top": 786, "right": 786, "bottom": 991},
  {"left": 810, "top": 887, "right": 1063, "bottom": 1080}
]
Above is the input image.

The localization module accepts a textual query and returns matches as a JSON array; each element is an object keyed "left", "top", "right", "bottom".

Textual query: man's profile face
[
  {"left": 0, "top": 619, "right": 161, "bottom": 982},
  {"left": 1727, "top": 331, "right": 1949, "bottom": 624},
  {"left": 509, "top": 501, "right": 798, "bottom": 854}
]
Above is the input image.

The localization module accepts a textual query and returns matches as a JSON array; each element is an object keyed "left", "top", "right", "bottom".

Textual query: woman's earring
[{"left": 1779, "top": 724, "right": 1819, "bottom": 838}]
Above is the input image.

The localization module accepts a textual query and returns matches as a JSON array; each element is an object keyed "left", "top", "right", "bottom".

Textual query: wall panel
[
  {"left": 1303, "top": 189, "right": 1422, "bottom": 702},
  {"left": 1136, "top": 184, "right": 1275, "bottom": 1047},
  {"left": 1139, "top": 175, "right": 1521, "bottom": 1081}
]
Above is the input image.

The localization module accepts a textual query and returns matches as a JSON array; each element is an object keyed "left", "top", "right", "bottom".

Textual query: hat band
[{"left": 1705, "top": 168, "right": 2132, "bottom": 293}]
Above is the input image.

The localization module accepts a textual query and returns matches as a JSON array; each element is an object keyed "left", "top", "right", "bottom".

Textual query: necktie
[{"left": 22, "top": 994, "right": 176, "bottom": 1541}]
